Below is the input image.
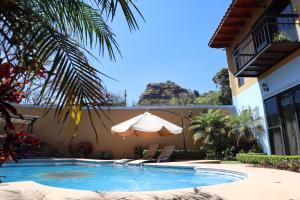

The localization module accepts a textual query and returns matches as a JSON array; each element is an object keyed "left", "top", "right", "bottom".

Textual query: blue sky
[{"left": 96, "top": 0, "right": 231, "bottom": 105}]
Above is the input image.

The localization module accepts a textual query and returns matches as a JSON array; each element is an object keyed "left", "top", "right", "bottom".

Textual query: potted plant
[{"left": 273, "top": 32, "right": 292, "bottom": 42}]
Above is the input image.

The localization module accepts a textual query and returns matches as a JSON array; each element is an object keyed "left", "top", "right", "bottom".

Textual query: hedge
[
  {"left": 237, "top": 153, "right": 300, "bottom": 172},
  {"left": 170, "top": 149, "right": 207, "bottom": 160},
  {"left": 94, "top": 151, "right": 113, "bottom": 159}
]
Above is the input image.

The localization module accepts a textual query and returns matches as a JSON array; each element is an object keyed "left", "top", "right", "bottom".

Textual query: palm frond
[
  {"left": 189, "top": 109, "right": 229, "bottom": 144},
  {"left": 192, "top": 131, "right": 206, "bottom": 143},
  {"left": 96, "top": 0, "right": 145, "bottom": 30},
  {"left": 19, "top": 0, "right": 121, "bottom": 60},
  {"left": 188, "top": 123, "right": 201, "bottom": 131},
  {"left": 0, "top": 0, "right": 143, "bottom": 141}
]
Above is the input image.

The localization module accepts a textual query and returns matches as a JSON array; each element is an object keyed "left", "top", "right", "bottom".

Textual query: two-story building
[{"left": 209, "top": 0, "right": 300, "bottom": 155}]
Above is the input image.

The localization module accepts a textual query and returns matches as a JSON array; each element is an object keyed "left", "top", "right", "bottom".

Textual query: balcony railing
[{"left": 232, "top": 15, "right": 300, "bottom": 77}]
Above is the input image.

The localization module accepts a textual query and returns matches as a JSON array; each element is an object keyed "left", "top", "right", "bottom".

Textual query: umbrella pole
[
  {"left": 123, "top": 137, "right": 126, "bottom": 159},
  {"left": 181, "top": 118, "right": 186, "bottom": 150}
]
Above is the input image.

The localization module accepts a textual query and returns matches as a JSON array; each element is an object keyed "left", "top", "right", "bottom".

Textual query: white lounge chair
[
  {"left": 127, "top": 145, "right": 175, "bottom": 165},
  {"left": 114, "top": 144, "right": 159, "bottom": 164}
]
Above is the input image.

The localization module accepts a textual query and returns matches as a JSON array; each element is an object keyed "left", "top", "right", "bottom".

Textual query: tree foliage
[
  {"left": 212, "top": 68, "right": 232, "bottom": 105},
  {"left": 227, "top": 107, "right": 264, "bottom": 152},
  {"left": 189, "top": 108, "right": 264, "bottom": 159},
  {"left": 194, "top": 91, "right": 220, "bottom": 105},
  {"left": 103, "top": 92, "right": 126, "bottom": 106},
  {"left": 189, "top": 109, "right": 233, "bottom": 158}
]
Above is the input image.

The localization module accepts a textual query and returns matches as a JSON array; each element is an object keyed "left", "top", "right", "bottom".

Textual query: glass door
[
  {"left": 279, "top": 91, "right": 300, "bottom": 155},
  {"left": 293, "top": 87, "right": 300, "bottom": 144},
  {"left": 269, "top": 127, "right": 286, "bottom": 155},
  {"left": 265, "top": 97, "right": 286, "bottom": 155}
]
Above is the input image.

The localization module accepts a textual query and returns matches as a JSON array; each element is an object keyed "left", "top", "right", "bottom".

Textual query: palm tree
[
  {"left": 227, "top": 107, "right": 264, "bottom": 151},
  {"left": 189, "top": 109, "right": 230, "bottom": 158},
  {"left": 0, "top": 0, "right": 143, "bottom": 141}
]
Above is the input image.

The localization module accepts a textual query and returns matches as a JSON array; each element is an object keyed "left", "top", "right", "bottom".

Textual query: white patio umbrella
[{"left": 111, "top": 112, "right": 182, "bottom": 137}]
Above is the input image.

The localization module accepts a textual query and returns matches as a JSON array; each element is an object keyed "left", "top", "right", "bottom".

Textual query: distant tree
[
  {"left": 193, "top": 90, "right": 200, "bottom": 98},
  {"left": 169, "top": 95, "right": 195, "bottom": 105},
  {"left": 86, "top": 91, "right": 126, "bottom": 107},
  {"left": 104, "top": 92, "right": 126, "bottom": 106},
  {"left": 169, "top": 98, "right": 178, "bottom": 105},
  {"left": 194, "top": 91, "right": 220, "bottom": 105},
  {"left": 212, "top": 68, "right": 232, "bottom": 105}
]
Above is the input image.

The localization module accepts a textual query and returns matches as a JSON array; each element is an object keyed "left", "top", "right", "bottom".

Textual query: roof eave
[{"left": 209, "top": 0, "right": 261, "bottom": 48}]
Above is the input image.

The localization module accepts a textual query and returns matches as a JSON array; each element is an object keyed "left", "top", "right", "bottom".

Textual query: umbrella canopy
[{"left": 111, "top": 112, "right": 182, "bottom": 137}]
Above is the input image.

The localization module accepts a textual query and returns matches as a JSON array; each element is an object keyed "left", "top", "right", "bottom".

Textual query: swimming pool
[{"left": 0, "top": 159, "right": 246, "bottom": 192}]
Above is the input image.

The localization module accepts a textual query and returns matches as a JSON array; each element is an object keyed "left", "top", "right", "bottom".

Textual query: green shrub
[
  {"left": 205, "top": 149, "right": 220, "bottom": 160},
  {"left": 38, "top": 142, "right": 72, "bottom": 158},
  {"left": 171, "top": 149, "right": 207, "bottom": 160},
  {"left": 32, "top": 142, "right": 52, "bottom": 157},
  {"left": 95, "top": 151, "right": 113, "bottom": 160},
  {"left": 68, "top": 141, "right": 93, "bottom": 157},
  {"left": 222, "top": 146, "right": 236, "bottom": 160},
  {"left": 134, "top": 146, "right": 145, "bottom": 158},
  {"left": 77, "top": 142, "right": 93, "bottom": 157},
  {"left": 237, "top": 153, "right": 300, "bottom": 172}
]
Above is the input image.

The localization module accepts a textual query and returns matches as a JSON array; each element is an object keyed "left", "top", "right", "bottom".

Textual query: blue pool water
[{"left": 0, "top": 160, "right": 245, "bottom": 192}]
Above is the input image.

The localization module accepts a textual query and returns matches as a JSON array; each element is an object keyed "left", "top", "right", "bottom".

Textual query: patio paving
[{"left": 0, "top": 161, "right": 300, "bottom": 200}]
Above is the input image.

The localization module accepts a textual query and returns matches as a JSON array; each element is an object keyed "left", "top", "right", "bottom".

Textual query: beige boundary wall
[{"left": 14, "top": 105, "right": 233, "bottom": 159}]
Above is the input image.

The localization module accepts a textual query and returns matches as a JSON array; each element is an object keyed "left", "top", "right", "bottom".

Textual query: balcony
[{"left": 231, "top": 15, "right": 300, "bottom": 77}]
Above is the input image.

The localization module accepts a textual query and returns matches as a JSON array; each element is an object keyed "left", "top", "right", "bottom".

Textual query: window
[
  {"left": 264, "top": 84, "right": 300, "bottom": 155},
  {"left": 238, "top": 77, "right": 245, "bottom": 87}
]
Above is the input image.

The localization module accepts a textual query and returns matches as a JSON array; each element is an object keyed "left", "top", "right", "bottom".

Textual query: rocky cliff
[{"left": 138, "top": 81, "right": 195, "bottom": 105}]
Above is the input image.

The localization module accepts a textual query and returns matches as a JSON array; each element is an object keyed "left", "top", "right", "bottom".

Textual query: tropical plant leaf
[{"left": 0, "top": 0, "right": 143, "bottom": 142}]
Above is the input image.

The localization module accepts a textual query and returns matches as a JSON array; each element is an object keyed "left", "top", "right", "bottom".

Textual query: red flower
[{"left": 38, "top": 69, "right": 46, "bottom": 78}]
